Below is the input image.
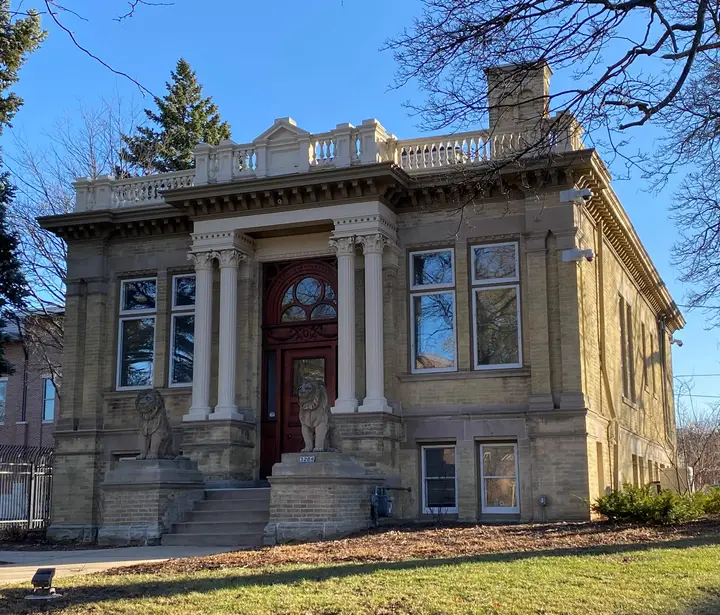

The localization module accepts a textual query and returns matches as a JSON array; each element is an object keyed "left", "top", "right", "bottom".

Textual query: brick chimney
[{"left": 485, "top": 62, "right": 552, "bottom": 135}]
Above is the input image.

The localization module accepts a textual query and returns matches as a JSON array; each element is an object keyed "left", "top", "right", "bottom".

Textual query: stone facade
[
  {"left": 40, "top": 63, "right": 683, "bottom": 541},
  {"left": 98, "top": 458, "right": 204, "bottom": 545}
]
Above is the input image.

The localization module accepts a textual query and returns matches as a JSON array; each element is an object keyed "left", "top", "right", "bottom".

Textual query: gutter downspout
[{"left": 596, "top": 218, "right": 620, "bottom": 490}]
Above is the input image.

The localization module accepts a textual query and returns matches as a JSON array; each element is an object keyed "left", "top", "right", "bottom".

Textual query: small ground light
[{"left": 25, "top": 567, "right": 62, "bottom": 601}]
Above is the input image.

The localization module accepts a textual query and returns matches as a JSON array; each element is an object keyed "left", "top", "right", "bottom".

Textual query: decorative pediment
[{"left": 254, "top": 118, "right": 310, "bottom": 145}]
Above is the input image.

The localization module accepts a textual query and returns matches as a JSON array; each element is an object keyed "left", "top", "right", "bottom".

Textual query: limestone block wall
[{"left": 576, "top": 209, "right": 675, "bottom": 492}]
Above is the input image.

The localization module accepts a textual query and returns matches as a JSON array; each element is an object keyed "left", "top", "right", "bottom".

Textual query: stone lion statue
[
  {"left": 298, "top": 377, "right": 340, "bottom": 453},
  {"left": 135, "top": 389, "right": 177, "bottom": 460}
]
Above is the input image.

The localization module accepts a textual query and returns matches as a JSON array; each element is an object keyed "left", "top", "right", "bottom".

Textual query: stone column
[
  {"left": 330, "top": 237, "right": 359, "bottom": 413},
  {"left": 212, "top": 249, "right": 245, "bottom": 420},
  {"left": 359, "top": 233, "right": 392, "bottom": 413},
  {"left": 185, "top": 251, "right": 214, "bottom": 421}
]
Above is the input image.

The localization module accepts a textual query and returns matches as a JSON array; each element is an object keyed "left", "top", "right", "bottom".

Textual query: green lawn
[{"left": 3, "top": 538, "right": 720, "bottom": 614}]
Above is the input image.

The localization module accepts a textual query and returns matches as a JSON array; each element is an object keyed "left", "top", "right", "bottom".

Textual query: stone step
[
  {"left": 204, "top": 488, "right": 271, "bottom": 501},
  {"left": 186, "top": 509, "right": 269, "bottom": 523},
  {"left": 194, "top": 499, "right": 271, "bottom": 512},
  {"left": 172, "top": 521, "right": 267, "bottom": 535},
  {"left": 161, "top": 532, "right": 263, "bottom": 547}
]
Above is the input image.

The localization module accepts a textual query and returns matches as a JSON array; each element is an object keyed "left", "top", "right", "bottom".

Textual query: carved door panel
[{"left": 280, "top": 347, "right": 336, "bottom": 455}]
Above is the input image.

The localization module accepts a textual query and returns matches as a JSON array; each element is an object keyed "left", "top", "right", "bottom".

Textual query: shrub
[
  {"left": 702, "top": 486, "right": 720, "bottom": 514},
  {"left": 592, "top": 484, "right": 705, "bottom": 525}
]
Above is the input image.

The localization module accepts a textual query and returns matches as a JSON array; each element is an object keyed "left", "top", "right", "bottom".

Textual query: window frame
[
  {"left": 409, "top": 247, "right": 456, "bottom": 291},
  {"left": 0, "top": 376, "right": 7, "bottom": 424},
  {"left": 471, "top": 242, "right": 523, "bottom": 371},
  {"left": 119, "top": 276, "right": 158, "bottom": 315},
  {"left": 470, "top": 241, "right": 520, "bottom": 285},
  {"left": 117, "top": 276, "right": 158, "bottom": 391},
  {"left": 480, "top": 442, "right": 520, "bottom": 514},
  {"left": 642, "top": 323, "right": 649, "bottom": 392},
  {"left": 421, "top": 444, "right": 458, "bottom": 514},
  {"left": 168, "top": 273, "right": 196, "bottom": 388},
  {"left": 42, "top": 377, "right": 55, "bottom": 422},
  {"left": 171, "top": 274, "right": 197, "bottom": 312},
  {"left": 409, "top": 248, "right": 458, "bottom": 374}
]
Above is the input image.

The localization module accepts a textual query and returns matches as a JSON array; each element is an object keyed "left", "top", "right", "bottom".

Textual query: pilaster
[
  {"left": 525, "top": 231, "right": 554, "bottom": 410},
  {"left": 555, "top": 229, "right": 588, "bottom": 410}
]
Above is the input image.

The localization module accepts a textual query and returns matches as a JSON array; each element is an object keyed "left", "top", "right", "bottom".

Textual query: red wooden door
[{"left": 280, "top": 347, "right": 336, "bottom": 454}]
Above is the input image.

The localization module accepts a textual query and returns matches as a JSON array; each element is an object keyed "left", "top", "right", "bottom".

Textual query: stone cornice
[
  {"left": 163, "top": 162, "right": 412, "bottom": 217},
  {"left": 38, "top": 205, "right": 191, "bottom": 241},
  {"left": 582, "top": 151, "right": 684, "bottom": 332}
]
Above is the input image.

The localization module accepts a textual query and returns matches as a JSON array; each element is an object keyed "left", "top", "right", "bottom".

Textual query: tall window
[
  {"left": 409, "top": 249, "right": 457, "bottom": 373},
  {"left": 117, "top": 278, "right": 157, "bottom": 389},
  {"left": 471, "top": 242, "right": 522, "bottom": 369},
  {"left": 0, "top": 377, "right": 6, "bottom": 423},
  {"left": 642, "top": 323, "right": 649, "bottom": 391},
  {"left": 169, "top": 274, "right": 196, "bottom": 386},
  {"left": 650, "top": 334, "right": 657, "bottom": 393},
  {"left": 619, "top": 296, "right": 635, "bottom": 402},
  {"left": 42, "top": 378, "right": 55, "bottom": 422},
  {"left": 421, "top": 445, "right": 458, "bottom": 514},
  {"left": 480, "top": 443, "right": 520, "bottom": 514}
]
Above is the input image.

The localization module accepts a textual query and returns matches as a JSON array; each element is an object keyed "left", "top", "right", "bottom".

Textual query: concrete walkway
[{"left": 0, "top": 546, "right": 236, "bottom": 586}]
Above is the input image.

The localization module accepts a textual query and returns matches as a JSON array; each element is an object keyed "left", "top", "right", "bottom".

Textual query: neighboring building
[
  {"left": 39, "top": 63, "right": 683, "bottom": 543},
  {"left": 0, "top": 315, "right": 61, "bottom": 449}
]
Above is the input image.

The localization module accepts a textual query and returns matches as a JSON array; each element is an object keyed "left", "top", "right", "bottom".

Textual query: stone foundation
[
  {"left": 264, "top": 452, "right": 384, "bottom": 545},
  {"left": 334, "top": 412, "right": 404, "bottom": 480},
  {"left": 97, "top": 458, "right": 204, "bottom": 546},
  {"left": 182, "top": 418, "right": 256, "bottom": 483}
]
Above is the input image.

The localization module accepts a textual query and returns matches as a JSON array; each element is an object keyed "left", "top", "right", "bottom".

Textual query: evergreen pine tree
[
  {"left": 0, "top": 3, "right": 45, "bottom": 374},
  {"left": 121, "top": 58, "right": 231, "bottom": 173}
]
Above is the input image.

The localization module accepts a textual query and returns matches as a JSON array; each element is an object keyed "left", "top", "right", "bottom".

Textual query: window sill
[
  {"left": 42, "top": 420, "right": 54, "bottom": 424},
  {"left": 622, "top": 396, "right": 640, "bottom": 410},
  {"left": 104, "top": 387, "right": 191, "bottom": 401},
  {"left": 399, "top": 367, "right": 530, "bottom": 382},
  {"left": 15, "top": 421, "right": 27, "bottom": 425}
]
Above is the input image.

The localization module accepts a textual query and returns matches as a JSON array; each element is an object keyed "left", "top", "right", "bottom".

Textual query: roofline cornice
[{"left": 584, "top": 151, "right": 684, "bottom": 331}]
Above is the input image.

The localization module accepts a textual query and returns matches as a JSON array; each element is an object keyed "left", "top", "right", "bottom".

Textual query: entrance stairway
[{"left": 161, "top": 487, "right": 270, "bottom": 547}]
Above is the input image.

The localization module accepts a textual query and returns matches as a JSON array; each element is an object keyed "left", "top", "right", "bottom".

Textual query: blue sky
[{"left": 5, "top": 0, "right": 718, "bottom": 409}]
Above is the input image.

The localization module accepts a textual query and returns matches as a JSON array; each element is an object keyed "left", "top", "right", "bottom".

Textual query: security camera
[
  {"left": 559, "top": 188, "right": 593, "bottom": 204},
  {"left": 562, "top": 248, "right": 595, "bottom": 263},
  {"left": 670, "top": 336, "right": 684, "bottom": 347}
]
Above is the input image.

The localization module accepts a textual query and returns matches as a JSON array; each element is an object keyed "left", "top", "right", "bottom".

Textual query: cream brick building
[{"left": 40, "top": 64, "right": 683, "bottom": 542}]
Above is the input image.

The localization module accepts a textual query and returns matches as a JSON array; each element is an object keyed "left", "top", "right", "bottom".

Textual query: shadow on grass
[{"left": 2, "top": 534, "right": 720, "bottom": 613}]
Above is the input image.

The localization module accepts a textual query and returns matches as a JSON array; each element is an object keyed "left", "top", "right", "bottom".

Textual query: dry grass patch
[{"left": 110, "top": 518, "right": 720, "bottom": 576}]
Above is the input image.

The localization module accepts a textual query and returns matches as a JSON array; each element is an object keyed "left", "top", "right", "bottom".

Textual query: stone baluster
[
  {"left": 358, "top": 233, "right": 392, "bottom": 413},
  {"left": 330, "top": 237, "right": 359, "bottom": 413},
  {"left": 185, "top": 251, "right": 215, "bottom": 421}
]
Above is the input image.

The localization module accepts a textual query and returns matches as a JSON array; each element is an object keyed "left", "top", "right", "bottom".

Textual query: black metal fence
[{"left": 0, "top": 446, "right": 53, "bottom": 530}]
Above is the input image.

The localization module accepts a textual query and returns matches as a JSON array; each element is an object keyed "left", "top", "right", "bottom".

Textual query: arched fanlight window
[{"left": 279, "top": 276, "right": 337, "bottom": 323}]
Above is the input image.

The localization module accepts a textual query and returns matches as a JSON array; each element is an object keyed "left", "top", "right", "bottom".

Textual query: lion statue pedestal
[
  {"left": 263, "top": 378, "right": 385, "bottom": 545},
  {"left": 97, "top": 390, "right": 205, "bottom": 546}
]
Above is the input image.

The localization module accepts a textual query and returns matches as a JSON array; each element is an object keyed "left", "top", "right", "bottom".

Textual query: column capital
[
  {"left": 357, "top": 233, "right": 388, "bottom": 255},
  {"left": 329, "top": 236, "right": 356, "bottom": 256},
  {"left": 212, "top": 248, "right": 248, "bottom": 268},
  {"left": 188, "top": 251, "right": 214, "bottom": 270}
]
